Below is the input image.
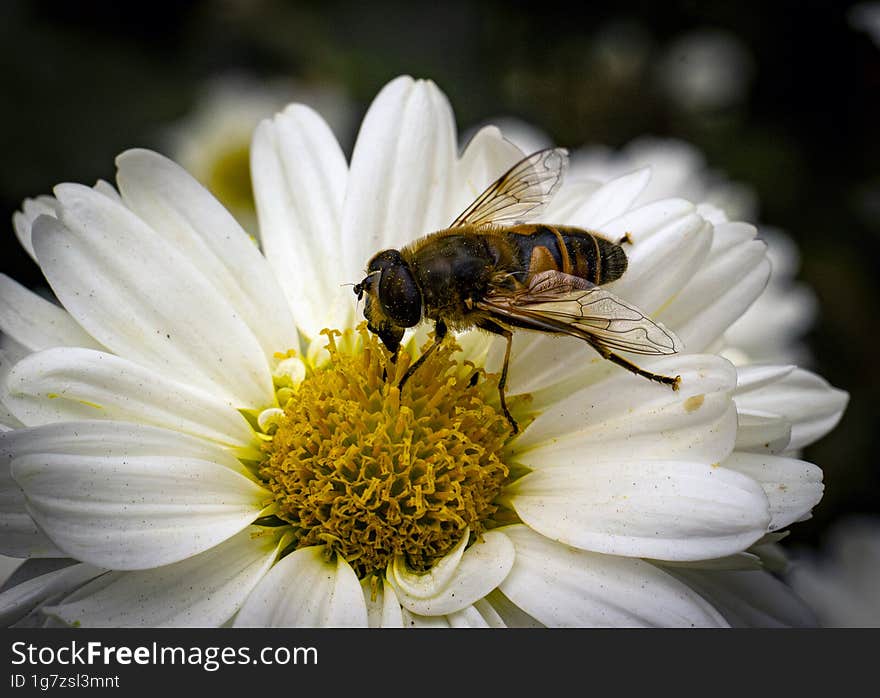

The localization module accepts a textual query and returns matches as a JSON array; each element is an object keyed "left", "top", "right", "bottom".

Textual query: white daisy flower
[
  {"left": 0, "top": 76, "right": 847, "bottom": 627},
  {"left": 787, "top": 516, "right": 880, "bottom": 626}
]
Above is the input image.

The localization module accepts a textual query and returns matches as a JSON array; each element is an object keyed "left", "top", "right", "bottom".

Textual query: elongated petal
[
  {"left": 0, "top": 275, "right": 100, "bottom": 352},
  {"left": 0, "top": 562, "right": 104, "bottom": 626},
  {"left": 565, "top": 168, "right": 651, "bottom": 229},
  {"left": 400, "top": 608, "right": 450, "bottom": 627},
  {"left": 505, "top": 459, "right": 770, "bottom": 560},
  {"left": 5, "top": 422, "right": 269, "bottom": 570},
  {"left": 43, "top": 527, "right": 281, "bottom": 627},
  {"left": 657, "top": 224, "right": 771, "bottom": 352},
  {"left": 12, "top": 196, "right": 60, "bottom": 261},
  {"left": 33, "top": 190, "right": 273, "bottom": 409},
  {"left": 234, "top": 547, "right": 367, "bottom": 627},
  {"left": 363, "top": 577, "right": 404, "bottom": 628},
  {"left": 447, "top": 604, "right": 504, "bottom": 628},
  {"left": 388, "top": 530, "right": 514, "bottom": 616},
  {"left": 5, "top": 347, "right": 255, "bottom": 449},
  {"left": 734, "top": 409, "right": 792, "bottom": 454},
  {"left": 343, "top": 76, "right": 456, "bottom": 266},
  {"left": 722, "top": 452, "right": 823, "bottom": 531},
  {"left": 498, "top": 525, "right": 728, "bottom": 627},
  {"left": 0, "top": 469, "right": 62, "bottom": 558},
  {"left": 609, "top": 211, "right": 713, "bottom": 319},
  {"left": 482, "top": 589, "right": 544, "bottom": 627},
  {"left": 115, "top": 149, "right": 299, "bottom": 358},
  {"left": 735, "top": 367, "right": 849, "bottom": 451},
  {"left": 451, "top": 125, "right": 524, "bottom": 218},
  {"left": 669, "top": 567, "right": 817, "bottom": 627},
  {"left": 387, "top": 528, "right": 469, "bottom": 599},
  {"left": 513, "top": 354, "right": 738, "bottom": 467},
  {"left": 251, "top": 104, "right": 351, "bottom": 337}
]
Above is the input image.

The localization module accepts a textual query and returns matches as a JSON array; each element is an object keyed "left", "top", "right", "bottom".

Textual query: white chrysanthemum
[
  {"left": 0, "top": 76, "right": 848, "bottom": 627},
  {"left": 166, "top": 74, "right": 353, "bottom": 235},
  {"left": 654, "top": 29, "right": 754, "bottom": 112},
  {"left": 787, "top": 517, "right": 880, "bottom": 627}
]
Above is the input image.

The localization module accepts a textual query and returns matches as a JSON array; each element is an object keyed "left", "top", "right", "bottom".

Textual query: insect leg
[
  {"left": 475, "top": 319, "right": 518, "bottom": 434},
  {"left": 593, "top": 343, "right": 681, "bottom": 389},
  {"left": 398, "top": 320, "right": 447, "bottom": 391}
]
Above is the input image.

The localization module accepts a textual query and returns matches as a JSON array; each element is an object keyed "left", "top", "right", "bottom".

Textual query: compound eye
[{"left": 379, "top": 264, "right": 421, "bottom": 327}]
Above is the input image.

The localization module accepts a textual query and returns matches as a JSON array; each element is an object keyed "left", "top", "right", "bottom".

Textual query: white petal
[
  {"left": 43, "top": 527, "right": 281, "bottom": 627},
  {"left": 5, "top": 347, "right": 255, "bottom": 450},
  {"left": 0, "top": 423, "right": 63, "bottom": 558},
  {"left": 388, "top": 530, "right": 514, "bottom": 616},
  {"left": 451, "top": 125, "right": 525, "bottom": 218},
  {"left": 12, "top": 196, "right": 61, "bottom": 261},
  {"left": 722, "top": 452, "right": 823, "bottom": 531},
  {"left": 565, "top": 168, "right": 651, "bottom": 229},
  {"left": 658, "top": 225, "right": 771, "bottom": 352},
  {"left": 482, "top": 589, "right": 544, "bottom": 627},
  {"left": 0, "top": 562, "right": 104, "bottom": 626},
  {"left": 608, "top": 209, "right": 713, "bottom": 318},
  {"left": 251, "top": 105, "right": 351, "bottom": 337},
  {"left": 234, "top": 547, "right": 368, "bottom": 627},
  {"left": 734, "top": 409, "right": 792, "bottom": 454},
  {"left": 115, "top": 149, "right": 299, "bottom": 358},
  {"left": 735, "top": 364, "right": 795, "bottom": 392},
  {"left": 498, "top": 525, "right": 728, "bottom": 627},
  {"left": 343, "top": 76, "right": 456, "bottom": 265},
  {"left": 6, "top": 422, "right": 269, "bottom": 569},
  {"left": 0, "top": 275, "right": 101, "bottom": 352},
  {"left": 600, "top": 197, "right": 696, "bottom": 244},
  {"left": 33, "top": 192, "right": 274, "bottom": 409},
  {"left": 363, "top": 577, "right": 404, "bottom": 628},
  {"left": 446, "top": 604, "right": 494, "bottom": 627},
  {"left": 400, "top": 608, "right": 450, "bottom": 627},
  {"left": 514, "top": 354, "right": 738, "bottom": 467},
  {"left": 669, "top": 567, "right": 817, "bottom": 627},
  {"left": 735, "top": 367, "right": 849, "bottom": 451},
  {"left": 387, "top": 528, "right": 469, "bottom": 598},
  {"left": 505, "top": 459, "right": 770, "bottom": 560}
]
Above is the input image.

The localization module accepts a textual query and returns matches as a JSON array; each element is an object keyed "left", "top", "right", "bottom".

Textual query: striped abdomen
[{"left": 507, "top": 224, "right": 628, "bottom": 285}]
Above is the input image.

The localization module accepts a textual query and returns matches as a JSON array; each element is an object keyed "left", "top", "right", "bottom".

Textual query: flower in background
[
  {"left": 849, "top": 3, "right": 880, "bottom": 48},
  {"left": 0, "top": 76, "right": 846, "bottom": 627},
  {"left": 165, "top": 74, "right": 354, "bottom": 235},
  {"left": 787, "top": 517, "right": 880, "bottom": 626},
  {"left": 654, "top": 29, "right": 754, "bottom": 113}
]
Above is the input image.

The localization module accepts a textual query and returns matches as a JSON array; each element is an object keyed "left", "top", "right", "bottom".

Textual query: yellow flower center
[
  {"left": 206, "top": 143, "right": 254, "bottom": 217},
  {"left": 258, "top": 327, "right": 516, "bottom": 578}
]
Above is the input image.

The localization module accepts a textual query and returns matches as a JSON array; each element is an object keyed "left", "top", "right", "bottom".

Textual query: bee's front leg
[{"left": 398, "top": 320, "right": 447, "bottom": 391}]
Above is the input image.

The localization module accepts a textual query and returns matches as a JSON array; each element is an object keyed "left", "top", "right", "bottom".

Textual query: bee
[{"left": 353, "top": 147, "right": 682, "bottom": 433}]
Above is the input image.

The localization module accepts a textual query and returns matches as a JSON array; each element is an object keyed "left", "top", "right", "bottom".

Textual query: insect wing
[
  {"left": 479, "top": 271, "right": 682, "bottom": 355},
  {"left": 450, "top": 147, "right": 569, "bottom": 228}
]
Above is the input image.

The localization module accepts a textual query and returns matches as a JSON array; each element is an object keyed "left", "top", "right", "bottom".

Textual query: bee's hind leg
[
  {"left": 475, "top": 319, "right": 518, "bottom": 434},
  {"left": 596, "top": 343, "right": 681, "bottom": 390}
]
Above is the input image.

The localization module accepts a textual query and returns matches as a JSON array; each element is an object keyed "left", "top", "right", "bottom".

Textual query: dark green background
[{"left": 1, "top": 0, "right": 877, "bottom": 550}]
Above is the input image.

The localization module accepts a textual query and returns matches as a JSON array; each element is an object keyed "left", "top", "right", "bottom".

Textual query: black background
[{"left": 0, "top": 0, "right": 878, "bottom": 551}]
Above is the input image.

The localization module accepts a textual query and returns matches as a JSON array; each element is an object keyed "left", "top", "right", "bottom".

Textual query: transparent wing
[
  {"left": 479, "top": 271, "right": 682, "bottom": 355},
  {"left": 450, "top": 147, "right": 569, "bottom": 228}
]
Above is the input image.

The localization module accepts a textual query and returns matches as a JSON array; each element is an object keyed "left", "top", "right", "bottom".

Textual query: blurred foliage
[{"left": 1, "top": 0, "right": 878, "bottom": 547}]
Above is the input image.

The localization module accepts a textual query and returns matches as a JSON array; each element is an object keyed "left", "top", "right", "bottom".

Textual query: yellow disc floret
[{"left": 259, "top": 326, "right": 514, "bottom": 578}]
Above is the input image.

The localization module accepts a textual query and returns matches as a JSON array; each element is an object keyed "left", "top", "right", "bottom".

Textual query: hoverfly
[{"left": 353, "top": 147, "right": 682, "bottom": 433}]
